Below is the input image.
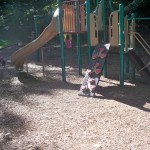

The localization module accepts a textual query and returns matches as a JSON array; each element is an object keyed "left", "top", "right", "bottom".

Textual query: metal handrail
[
  {"left": 133, "top": 32, "right": 150, "bottom": 56},
  {"left": 139, "top": 62, "right": 150, "bottom": 72},
  {"left": 131, "top": 32, "right": 150, "bottom": 72}
]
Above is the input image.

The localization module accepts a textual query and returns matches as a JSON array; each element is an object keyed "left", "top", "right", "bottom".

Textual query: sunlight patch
[
  {"left": 143, "top": 102, "right": 150, "bottom": 110},
  {"left": 27, "top": 63, "right": 42, "bottom": 69},
  {"left": 54, "top": 8, "right": 59, "bottom": 17},
  {"left": 45, "top": 66, "right": 62, "bottom": 71},
  {"left": 10, "top": 77, "right": 23, "bottom": 85},
  {"left": 93, "top": 143, "right": 101, "bottom": 149},
  {"left": 124, "top": 81, "right": 136, "bottom": 86},
  {"left": 100, "top": 77, "right": 136, "bottom": 87}
]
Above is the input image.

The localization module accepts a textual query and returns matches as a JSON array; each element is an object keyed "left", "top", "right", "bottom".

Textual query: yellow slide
[{"left": 11, "top": 9, "right": 59, "bottom": 70}]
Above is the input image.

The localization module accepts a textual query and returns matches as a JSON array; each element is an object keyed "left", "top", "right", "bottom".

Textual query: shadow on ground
[
  {"left": 95, "top": 81, "right": 150, "bottom": 112},
  {"left": 0, "top": 105, "right": 26, "bottom": 150},
  {"left": 17, "top": 72, "right": 80, "bottom": 90}
]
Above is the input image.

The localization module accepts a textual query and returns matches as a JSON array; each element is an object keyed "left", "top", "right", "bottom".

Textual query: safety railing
[{"left": 133, "top": 32, "right": 150, "bottom": 56}]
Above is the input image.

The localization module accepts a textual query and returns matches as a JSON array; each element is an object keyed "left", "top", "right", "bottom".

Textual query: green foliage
[
  {"left": 0, "top": 39, "right": 12, "bottom": 49},
  {"left": 0, "top": 0, "right": 150, "bottom": 43},
  {"left": 0, "top": 0, "right": 58, "bottom": 42}
]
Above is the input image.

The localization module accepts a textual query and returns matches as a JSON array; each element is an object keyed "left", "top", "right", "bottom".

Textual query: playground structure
[
  {"left": 109, "top": 10, "right": 150, "bottom": 83},
  {"left": 11, "top": 0, "right": 105, "bottom": 79},
  {"left": 11, "top": 0, "right": 150, "bottom": 94}
]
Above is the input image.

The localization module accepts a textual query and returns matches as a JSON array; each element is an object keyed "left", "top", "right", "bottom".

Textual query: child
[
  {"left": 0, "top": 56, "right": 6, "bottom": 66},
  {"left": 65, "top": 34, "right": 72, "bottom": 48}
]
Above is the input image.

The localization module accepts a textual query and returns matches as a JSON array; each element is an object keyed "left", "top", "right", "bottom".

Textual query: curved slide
[{"left": 11, "top": 9, "right": 59, "bottom": 70}]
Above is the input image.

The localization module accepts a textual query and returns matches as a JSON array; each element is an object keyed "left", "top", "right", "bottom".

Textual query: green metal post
[
  {"left": 58, "top": 0, "right": 66, "bottom": 82},
  {"left": 96, "top": 0, "right": 99, "bottom": 6},
  {"left": 86, "top": 0, "right": 91, "bottom": 63},
  {"left": 125, "top": 54, "right": 129, "bottom": 73},
  {"left": 34, "top": 15, "right": 41, "bottom": 62},
  {"left": 130, "top": 13, "right": 135, "bottom": 79},
  {"left": 101, "top": 0, "right": 107, "bottom": 77},
  {"left": 101, "top": 0, "right": 106, "bottom": 44},
  {"left": 109, "top": 0, "right": 114, "bottom": 11},
  {"left": 119, "top": 4, "right": 124, "bottom": 87},
  {"left": 125, "top": 16, "right": 129, "bottom": 73},
  {"left": 77, "top": 34, "right": 82, "bottom": 75},
  {"left": 75, "top": 1, "right": 82, "bottom": 75}
]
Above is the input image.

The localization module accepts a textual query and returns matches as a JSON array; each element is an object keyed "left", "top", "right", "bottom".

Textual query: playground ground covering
[{"left": 0, "top": 44, "right": 150, "bottom": 150}]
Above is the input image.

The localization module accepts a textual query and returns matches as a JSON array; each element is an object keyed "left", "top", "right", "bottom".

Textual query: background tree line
[
  {"left": 0, "top": 0, "right": 57, "bottom": 43},
  {"left": 0, "top": 0, "right": 150, "bottom": 44}
]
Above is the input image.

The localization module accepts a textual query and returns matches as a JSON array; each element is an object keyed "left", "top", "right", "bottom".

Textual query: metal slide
[{"left": 11, "top": 9, "right": 59, "bottom": 70}]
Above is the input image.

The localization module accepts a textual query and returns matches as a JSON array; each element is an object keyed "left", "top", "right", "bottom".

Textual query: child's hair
[{"left": 66, "top": 34, "right": 70, "bottom": 40}]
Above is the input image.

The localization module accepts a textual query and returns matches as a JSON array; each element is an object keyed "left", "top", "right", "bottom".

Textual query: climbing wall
[{"left": 79, "top": 44, "right": 110, "bottom": 97}]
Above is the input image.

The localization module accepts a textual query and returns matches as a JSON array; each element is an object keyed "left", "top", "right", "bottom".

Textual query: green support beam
[
  {"left": 101, "top": 0, "right": 107, "bottom": 77},
  {"left": 58, "top": 0, "right": 66, "bottom": 82},
  {"left": 86, "top": 0, "right": 91, "bottom": 63},
  {"left": 77, "top": 34, "right": 82, "bottom": 75},
  {"left": 119, "top": 4, "right": 125, "bottom": 87},
  {"left": 109, "top": 0, "right": 114, "bottom": 11},
  {"left": 130, "top": 13, "right": 136, "bottom": 80},
  {"left": 75, "top": 1, "right": 82, "bottom": 75}
]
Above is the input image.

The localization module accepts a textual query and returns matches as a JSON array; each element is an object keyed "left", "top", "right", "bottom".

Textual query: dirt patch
[{"left": 0, "top": 45, "right": 150, "bottom": 150}]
